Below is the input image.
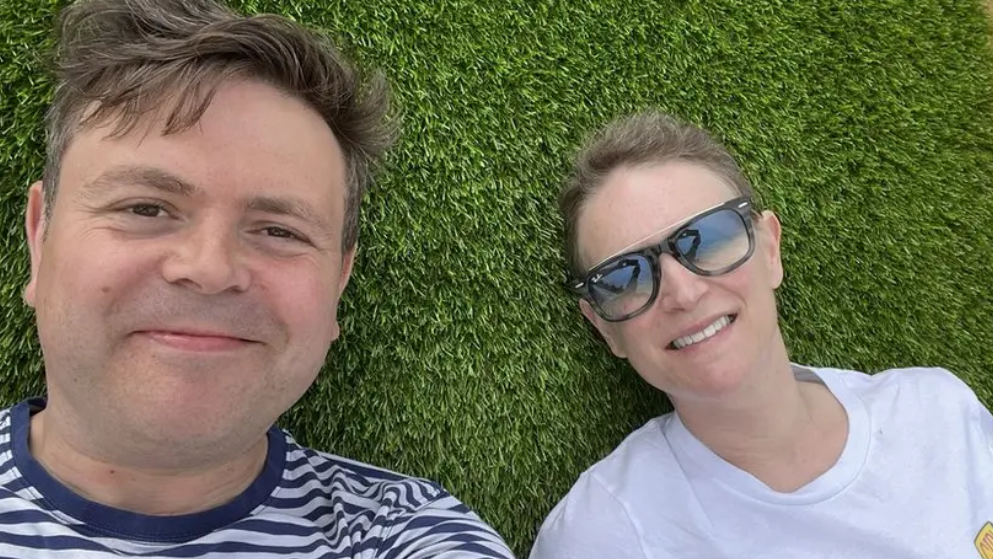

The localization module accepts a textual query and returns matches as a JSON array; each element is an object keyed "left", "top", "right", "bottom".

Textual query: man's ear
[
  {"left": 23, "top": 181, "right": 47, "bottom": 307},
  {"left": 338, "top": 242, "right": 357, "bottom": 295},
  {"left": 757, "top": 210, "right": 783, "bottom": 289},
  {"left": 579, "top": 299, "right": 627, "bottom": 359},
  {"left": 328, "top": 242, "right": 357, "bottom": 343}
]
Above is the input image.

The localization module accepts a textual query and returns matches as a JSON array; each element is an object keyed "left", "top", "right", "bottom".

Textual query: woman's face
[{"left": 575, "top": 160, "right": 785, "bottom": 403}]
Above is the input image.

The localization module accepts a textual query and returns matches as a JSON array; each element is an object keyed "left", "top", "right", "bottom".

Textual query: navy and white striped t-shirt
[{"left": 0, "top": 399, "right": 515, "bottom": 558}]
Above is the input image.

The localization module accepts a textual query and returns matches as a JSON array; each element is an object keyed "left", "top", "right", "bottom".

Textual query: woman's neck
[{"left": 674, "top": 354, "right": 849, "bottom": 492}]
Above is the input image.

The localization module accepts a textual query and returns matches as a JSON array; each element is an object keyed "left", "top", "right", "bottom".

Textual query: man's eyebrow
[
  {"left": 82, "top": 165, "right": 200, "bottom": 197},
  {"left": 248, "top": 196, "right": 334, "bottom": 233},
  {"left": 82, "top": 166, "right": 335, "bottom": 233}
]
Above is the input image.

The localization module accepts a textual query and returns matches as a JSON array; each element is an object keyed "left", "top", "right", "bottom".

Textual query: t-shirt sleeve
[
  {"left": 378, "top": 492, "right": 515, "bottom": 559},
  {"left": 925, "top": 367, "right": 993, "bottom": 455},
  {"left": 529, "top": 474, "right": 648, "bottom": 559}
]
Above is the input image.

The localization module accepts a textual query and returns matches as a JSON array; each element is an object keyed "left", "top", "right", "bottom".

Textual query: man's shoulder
[
  {"left": 0, "top": 401, "right": 19, "bottom": 434},
  {"left": 0, "top": 401, "right": 24, "bottom": 478},
  {"left": 0, "top": 403, "right": 18, "bottom": 493},
  {"left": 273, "top": 431, "right": 514, "bottom": 558},
  {"left": 279, "top": 432, "right": 449, "bottom": 512}
]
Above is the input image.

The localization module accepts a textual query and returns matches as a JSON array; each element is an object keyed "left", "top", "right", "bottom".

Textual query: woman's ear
[{"left": 756, "top": 210, "right": 783, "bottom": 289}]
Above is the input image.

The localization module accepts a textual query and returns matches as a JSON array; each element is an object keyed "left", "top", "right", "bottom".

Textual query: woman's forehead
[{"left": 577, "top": 161, "right": 738, "bottom": 267}]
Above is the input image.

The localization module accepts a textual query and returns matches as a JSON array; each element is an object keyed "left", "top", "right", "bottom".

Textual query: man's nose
[{"left": 160, "top": 222, "right": 251, "bottom": 294}]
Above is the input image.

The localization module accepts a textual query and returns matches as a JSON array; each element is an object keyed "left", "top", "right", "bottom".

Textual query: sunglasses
[{"left": 570, "top": 197, "right": 756, "bottom": 322}]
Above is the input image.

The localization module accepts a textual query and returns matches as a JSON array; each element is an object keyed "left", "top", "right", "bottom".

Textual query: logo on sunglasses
[{"left": 977, "top": 522, "right": 993, "bottom": 558}]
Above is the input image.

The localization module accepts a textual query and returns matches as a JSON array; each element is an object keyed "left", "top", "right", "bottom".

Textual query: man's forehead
[{"left": 62, "top": 82, "right": 344, "bottom": 190}]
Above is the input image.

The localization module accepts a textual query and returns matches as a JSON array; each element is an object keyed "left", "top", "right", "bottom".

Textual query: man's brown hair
[{"left": 45, "top": 0, "right": 394, "bottom": 250}]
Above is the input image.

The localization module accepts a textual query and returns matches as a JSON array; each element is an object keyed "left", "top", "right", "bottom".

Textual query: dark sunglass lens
[
  {"left": 589, "top": 254, "right": 654, "bottom": 319},
  {"left": 675, "top": 209, "right": 750, "bottom": 272}
]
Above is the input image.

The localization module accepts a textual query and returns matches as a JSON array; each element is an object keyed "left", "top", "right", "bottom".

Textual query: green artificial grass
[{"left": 3, "top": 0, "right": 993, "bottom": 554}]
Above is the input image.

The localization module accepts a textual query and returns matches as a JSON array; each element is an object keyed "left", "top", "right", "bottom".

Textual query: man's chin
[{"left": 114, "top": 408, "right": 273, "bottom": 464}]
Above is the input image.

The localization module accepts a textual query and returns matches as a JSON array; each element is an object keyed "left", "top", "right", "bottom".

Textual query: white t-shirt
[{"left": 530, "top": 366, "right": 993, "bottom": 559}]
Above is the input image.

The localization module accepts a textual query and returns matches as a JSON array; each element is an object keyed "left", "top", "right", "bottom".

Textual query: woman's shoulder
[
  {"left": 530, "top": 414, "right": 691, "bottom": 559},
  {"left": 814, "top": 365, "right": 972, "bottom": 396},
  {"left": 809, "top": 364, "right": 983, "bottom": 421}
]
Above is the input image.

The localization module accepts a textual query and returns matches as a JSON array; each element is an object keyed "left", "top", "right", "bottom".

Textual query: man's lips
[{"left": 134, "top": 330, "right": 259, "bottom": 352}]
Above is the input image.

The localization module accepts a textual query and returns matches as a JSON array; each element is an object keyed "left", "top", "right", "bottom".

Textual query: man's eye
[
  {"left": 129, "top": 204, "right": 164, "bottom": 217},
  {"left": 264, "top": 226, "right": 300, "bottom": 240}
]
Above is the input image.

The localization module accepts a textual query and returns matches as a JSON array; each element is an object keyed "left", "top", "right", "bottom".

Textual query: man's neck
[
  {"left": 673, "top": 349, "right": 849, "bottom": 493},
  {"left": 28, "top": 408, "right": 269, "bottom": 516}
]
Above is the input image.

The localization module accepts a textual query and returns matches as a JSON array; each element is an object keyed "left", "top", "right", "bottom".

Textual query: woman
[{"left": 530, "top": 111, "right": 993, "bottom": 558}]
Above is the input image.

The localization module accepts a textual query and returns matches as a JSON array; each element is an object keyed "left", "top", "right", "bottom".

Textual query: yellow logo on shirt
[{"left": 976, "top": 522, "right": 993, "bottom": 559}]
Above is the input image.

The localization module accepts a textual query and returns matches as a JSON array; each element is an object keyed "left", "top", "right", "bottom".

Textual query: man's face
[
  {"left": 24, "top": 79, "right": 353, "bottom": 460},
  {"left": 576, "top": 161, "right": 784, "bottom": 404}
]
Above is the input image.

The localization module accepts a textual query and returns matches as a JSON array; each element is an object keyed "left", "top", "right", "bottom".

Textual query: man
[{"left": 0, "top": 1, "right": 514, "bottom": 557}]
